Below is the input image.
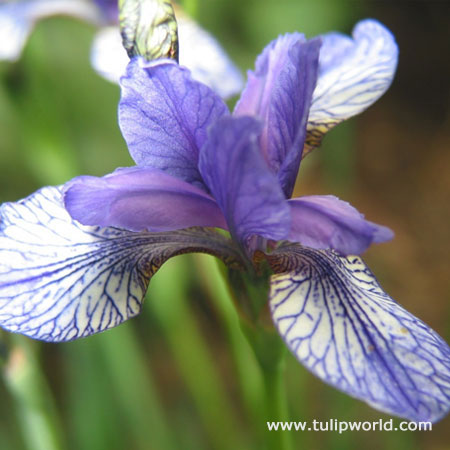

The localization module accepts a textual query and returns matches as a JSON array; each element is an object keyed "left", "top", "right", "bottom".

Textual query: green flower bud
[{"left": 119, "top": 0, "right": 178, "bottom": 62}]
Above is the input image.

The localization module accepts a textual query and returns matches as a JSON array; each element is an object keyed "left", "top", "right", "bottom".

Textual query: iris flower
[
  {"left": 0, "top": 0, "right": 243, "bottom": 98},
  {"left": 1, "top": 18, "right": 450, "bottom": 423}
]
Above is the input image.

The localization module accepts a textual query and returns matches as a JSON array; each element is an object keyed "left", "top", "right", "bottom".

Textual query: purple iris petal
[
  {"left": 198, "top": 116, "right": 290, "bottom": 246},
  {"left": 234, "top": 34, "right": 320, "bottom": 197},
  {"left": 288, "top": 195, "right": 393, "bottom": 255},
  {"left": 64, "top": 167, "right": 227, "bottom": 232},
  {"left": 269, "top": 245, "right": 450, "bottom": 422},
  {"left": 0, "top": 186, "right": 239, "bottom": 341},
  {"left": 119, "top": 58, "right": 229, "bottom": 188}
]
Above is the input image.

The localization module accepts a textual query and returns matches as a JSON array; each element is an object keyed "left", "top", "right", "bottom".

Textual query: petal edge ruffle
[{"left": 304, "top": 19, "right": 398, "bottom": 156}]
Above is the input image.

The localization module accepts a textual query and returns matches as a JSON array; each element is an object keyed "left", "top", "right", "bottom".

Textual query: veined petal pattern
[
  {"left": 304, "top": 19, "right": 398, "bottom": 155},
  {"left": 0, "top": 186, "right": 240, "bottom": 341},
  {"left": 268, "top": 245, "right": 450, "bottom": 422}
]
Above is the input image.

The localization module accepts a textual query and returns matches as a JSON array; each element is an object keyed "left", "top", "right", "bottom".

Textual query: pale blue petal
[
  {"left": 269, "top": 245, "right": 450, "bottom": 422},
  {"left": 0, "top": 186, "right": 239, "bottom": 342},
  {"left": 0, "top": 0, "right": 99, "bottom": 61},
  {"left": 90, "top": 26, "right": 129, "bottom": 83},
  {"left": 305, "top": 19, "right": 398, "bottom": 154}
]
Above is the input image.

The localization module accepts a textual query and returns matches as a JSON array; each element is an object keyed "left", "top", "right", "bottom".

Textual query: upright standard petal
[
  {"left": 64, "top": 166, "right": 227, "bottom": 232},
  {"left": 268, "top": 245, "right": 450, "bottom": 422},
  {"left": 119, "top": 58, "right": 228, "bottom": 188},
  {"left": 198, "top": 116, "right": 290, "bottom": 246},
  {"left": 288, "top": 195, "right": 393, "bottom": 255},
  {"left": 235, "top": 34, "right": 320, "bottom": 197},
  {"left": 0, "top": 0, "right": 100, "bottom": 61},
  {"left": 0, "top": 186, "right": 241, "bottom": 342},
  {"left": 304, "top": 19, "right": 398, "bottom": 155}
]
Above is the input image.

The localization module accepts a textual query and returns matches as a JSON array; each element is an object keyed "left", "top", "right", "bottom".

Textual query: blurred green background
[{"left": 0, "top": 0, "right": 449, "bottom": 449}]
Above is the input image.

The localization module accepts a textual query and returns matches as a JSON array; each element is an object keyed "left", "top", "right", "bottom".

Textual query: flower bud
[{"left": 119, "top": 0, "right": 178, "bottom": 61}]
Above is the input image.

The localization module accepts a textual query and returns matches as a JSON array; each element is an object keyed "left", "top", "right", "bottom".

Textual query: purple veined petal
[
  {"left": 235, "top": 34, "right": 320, "bottom": 197},
  {"left": 198, "top": 116, "right": 290, "bottom": 246},
  {"left": 268, "top": 245, "right": 450, "bottom": 422},
  {"left": 177, "top": 14, "right": 244, "bottom": 100},
  {"left": 64, "top": 166, "right": 227, "bottom": 232},
  {"left": 0, "top": 186, "right": 241, "bottom": 342},
  {"left": 235, "top": 33, "right": 304, "bottom": 123},
  {"left": 119, "top": 58, "right": 229, "bottom": 188},
  {"left": 304, "top": 19, "right": 398, "bottom": 156},
  {"left": 0, "top": 0, "right": 101, "bottom": 62},
  {"left": 288, "top": 195, "right": 393, "bottom": 255}
]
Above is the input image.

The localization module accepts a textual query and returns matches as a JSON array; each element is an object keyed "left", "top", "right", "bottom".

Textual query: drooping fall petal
[
  {"left": 0, "top": 186, "right": 240, "bottom": 342},
  {"left": 268, "top": 244, "right": 450, "bottom": 422},
  {"left": 304, "top": 19, "right": 398, "bottom": 156}
]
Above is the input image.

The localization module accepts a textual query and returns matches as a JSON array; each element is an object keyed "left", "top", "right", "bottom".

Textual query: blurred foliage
[{"left": 0, "top": 1, "right": 449, "bottom": 449}]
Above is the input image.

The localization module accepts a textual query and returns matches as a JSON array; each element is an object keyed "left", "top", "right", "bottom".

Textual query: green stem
[
  {"left": 241, "top": 322, "right": 293, "bottom": 450},
  {"left": 261, "top": 361, "right": 292, "bottom": 450},
  {"left": 193, "top": 255, "right": 264, "bottom": 426},
  {"left": 225, "top": 266, "right": 293, "bottom": 450},
  {"left": 2, "top": 336, "right": 65, "bottom": 450}
]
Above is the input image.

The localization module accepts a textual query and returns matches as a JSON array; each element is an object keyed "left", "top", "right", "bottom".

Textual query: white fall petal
[
  {"left": 0, "top": 186, "right": 237, "bottom": 342},
  {"left": 305, "top": 19, "right": 398, "bottom": 154},
  {"left": 269, "top": 245, "right": 450, "bottom": 422}
]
